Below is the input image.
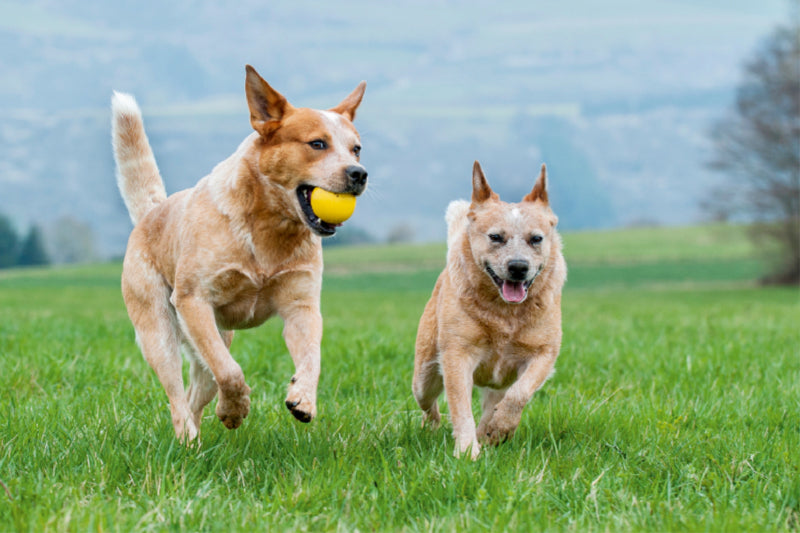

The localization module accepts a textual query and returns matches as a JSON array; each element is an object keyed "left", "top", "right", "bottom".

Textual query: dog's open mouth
[
  {"left": 296, "top": 185, "right": 339, "bottom": 237},
  {"left": 485, "top": 264, "right": 536, "bottom": 304}
]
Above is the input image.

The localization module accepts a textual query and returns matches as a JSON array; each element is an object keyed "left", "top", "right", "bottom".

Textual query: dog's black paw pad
[
  {"left": 293, "top": 410, "right": 312, "bottom": 423},
  {"left": 285, "top": 399, "right": 300, "bottom": 409},
  {"left": 289, "top": 407, "right": 312, "bottom": 423}
]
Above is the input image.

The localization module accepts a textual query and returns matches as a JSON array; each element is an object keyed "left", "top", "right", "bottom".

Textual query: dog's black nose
[
  {"left": 345, "top": 165, "right": 368, "bottom": 188},
  {"left": 507, "top": 260, "right": 529, "bottom": 281}
]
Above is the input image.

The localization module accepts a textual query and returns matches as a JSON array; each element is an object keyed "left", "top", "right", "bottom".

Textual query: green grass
[{"left": 1, "top": 225, "right": 798, "bottom": 531}]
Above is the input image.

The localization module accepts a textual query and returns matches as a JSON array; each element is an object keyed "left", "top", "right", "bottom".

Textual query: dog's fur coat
[
  {"left": 413, "top": 161, "right": 566, "bottom": 458},
  {"left": 112, "top": 66, "right": 366, "bottom": 441}
]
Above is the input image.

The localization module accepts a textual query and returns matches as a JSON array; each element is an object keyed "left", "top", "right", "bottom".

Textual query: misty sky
[{"left": 0, "top": 0, "right": 793, "bottom": 253}]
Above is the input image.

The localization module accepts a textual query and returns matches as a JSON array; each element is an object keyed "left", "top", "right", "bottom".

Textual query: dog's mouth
[
  {"left": 485, "top": 264, "right": 540, "bottom": 304},
  {"left": 296, "top": 185, "right": 340, "bottom": 237}
]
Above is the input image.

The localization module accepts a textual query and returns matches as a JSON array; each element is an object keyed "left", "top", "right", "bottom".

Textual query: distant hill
[{"left": 0, "top": 0, "right": 788, "bottom": 256}]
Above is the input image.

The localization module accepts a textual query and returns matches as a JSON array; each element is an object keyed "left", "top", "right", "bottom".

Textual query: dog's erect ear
[
  {"left": 471, "top": 160, "right": 498, "bottom": 204},
  {"left": 329, "top": 81, "right": 367, "bottom": 122},
  {"left": 245, "top": 65, "right": 294, "bottom": 136},
  {"left": 523, "top": 163, "right": 549, "bottom": 205}
]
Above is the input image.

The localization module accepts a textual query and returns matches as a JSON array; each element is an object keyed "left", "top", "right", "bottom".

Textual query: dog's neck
[{"left": 207, "top": 135, "right": 319, "bottom": 270}]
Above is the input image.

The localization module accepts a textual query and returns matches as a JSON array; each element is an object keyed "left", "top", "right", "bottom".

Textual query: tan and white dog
[
  {"left": 111, "top": 65, "right": 366, "bottom": 441},
  {"left": 413, "top": 161, "right": 566, "bottom": 459}
]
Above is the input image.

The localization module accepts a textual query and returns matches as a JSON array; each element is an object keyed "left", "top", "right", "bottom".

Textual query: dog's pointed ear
[
  {"left": 523, "top": 163, "right": 549, "bottom": 205},
  {"left": 329, "top": 81, "right": 366, "bottom": 121},
  {"left": 471, "top": 160, "right": 498, "bottom": 204},
  {"left": 245, "top": 65, "right": 294, "bottom": 136}
]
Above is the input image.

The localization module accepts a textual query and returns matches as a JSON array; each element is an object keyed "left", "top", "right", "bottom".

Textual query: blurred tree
[
  {"left": 0, "top": 214, "right": 19, "bottom": 269},
  {"left": 322, "top": 225, "right": 376, "bottom": 247},
  {"left": 386, "top": 223, "right": 415, "bottom": 244},
  {"left": 706, "top": 23, "right": 800, "bottom": 284},
  {"left": 17, "top": 225, "right": 50, "bottom": 267},
  {"left": 45, "top": 215, "right": 97, "bottom": 264}
]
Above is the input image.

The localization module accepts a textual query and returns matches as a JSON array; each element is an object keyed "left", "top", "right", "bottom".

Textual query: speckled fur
[
  {"left": 112, "top": 66, "right": 366, "bottom": 441},
  {"left": 413, "top": 161, "right": 566, "bottom": 459}
]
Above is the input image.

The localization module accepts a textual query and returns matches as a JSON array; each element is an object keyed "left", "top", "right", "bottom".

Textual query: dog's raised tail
[
  {"left": 111, "top": 92, "right": 166, "bottom": 226},
  {"left": 445, "top": 200, "right": 470, "bottom": 250}
]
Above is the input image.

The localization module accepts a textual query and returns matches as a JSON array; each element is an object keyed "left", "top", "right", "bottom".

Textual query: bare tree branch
[{"left": 706, "top": 23, "right": 800, "bottom": 284}]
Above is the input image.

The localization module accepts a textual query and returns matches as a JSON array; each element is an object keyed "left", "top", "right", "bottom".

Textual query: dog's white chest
[
  {"left": 472, "top": 348, "right": 523, "bottom": 389},
  {"left": 206, "top": 267, "right": 277, "bottom": 329}
]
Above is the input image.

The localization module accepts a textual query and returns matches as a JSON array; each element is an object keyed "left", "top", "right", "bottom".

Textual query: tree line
[
  {"left": 0, "top": 212, "right": 100, "bottom": 269},
  {"left": 0, "top": 213, "right": 49, "bottom": 268}
]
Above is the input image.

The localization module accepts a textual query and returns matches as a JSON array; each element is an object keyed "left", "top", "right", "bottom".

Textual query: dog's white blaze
[
  {"left": 320, "top": 110, "right": 344, "bottom": 128},
  {"left": 312, "top": 110, "right": 360, "bottom": 179},
  {"left": 320, "top": 111, "right": 353, "bottom": 152},
  {"left": 506, "top": 206, "right": 528, "bottom": 236}
]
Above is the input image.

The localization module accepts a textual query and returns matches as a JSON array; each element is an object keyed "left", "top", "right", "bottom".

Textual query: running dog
[
  {"left": 111, "top": 65, "right": 366, "bottom": 441},
  {"left": 413, "top": 161, "right": 566, "bottom": 459}
]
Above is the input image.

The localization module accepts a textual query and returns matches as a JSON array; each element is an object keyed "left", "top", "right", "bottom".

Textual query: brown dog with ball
[{"left": 112, "top": 65, "right": 366, "bottom": 441}]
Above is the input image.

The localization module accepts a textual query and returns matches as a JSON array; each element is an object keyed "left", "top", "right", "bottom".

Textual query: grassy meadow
[{"left": 0, "top": 224, "right": 798, "bottom": 531}]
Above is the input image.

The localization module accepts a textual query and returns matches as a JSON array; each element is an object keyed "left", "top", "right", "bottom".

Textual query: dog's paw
[
  {"left": 284, "top": 398, "right": 316, "bottom": 423},
  {"left": 454, "top": 438, "right": 481, "bottom": 460},
  {"left": 478, "top": 419, "right": 518, "bottom": 446},
  {"left": 215, "top": 383, "right": 251, "bottom": 430},
  {"left": 285, "top": 382, "right": 316, "bottom": 423},
  {"left": 174, "top": 415, "right": 199, "bottom": 444}
]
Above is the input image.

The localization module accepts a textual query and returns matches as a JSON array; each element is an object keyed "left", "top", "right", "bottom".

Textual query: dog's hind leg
[
  {"left": 123, "top": 259, "right": 197, "bottom": 442},
  {"left": 412, "top": 302, "right": 443, "bottom": 429},
  {"left": 184, "top": 329, "right": 233, "bottom": 434}
]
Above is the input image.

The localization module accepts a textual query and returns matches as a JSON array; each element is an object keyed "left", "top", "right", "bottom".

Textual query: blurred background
[{"left": 0, "top": 0, "right": 796, "bottom": 279}]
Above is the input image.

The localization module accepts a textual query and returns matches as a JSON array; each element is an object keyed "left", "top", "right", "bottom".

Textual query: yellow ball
[{"left": 310, "top": 188, "right": 357, "bottom": 224}]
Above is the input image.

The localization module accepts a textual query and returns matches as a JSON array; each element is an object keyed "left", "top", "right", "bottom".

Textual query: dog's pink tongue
[{"left": 502, "top": 281, "right": 526, "bottom": 303}]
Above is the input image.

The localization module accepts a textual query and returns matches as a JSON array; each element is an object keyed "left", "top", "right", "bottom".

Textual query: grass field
[{"left": 0, "top": 224, "right": 798, "bottom": 531}]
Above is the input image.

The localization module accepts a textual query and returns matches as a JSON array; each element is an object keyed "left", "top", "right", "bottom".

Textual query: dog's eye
[
  {"left": 488, "top": 233, "right": 505, "bottom": 244},
  {"left": 353, "top": 145, "right": 361, "bottom": 157},
  {"left": 530, "top": 235, "right": 544, "bottom": 245},
  {"left": 308, "top": 140, "right": 328, "bottom": 150}
]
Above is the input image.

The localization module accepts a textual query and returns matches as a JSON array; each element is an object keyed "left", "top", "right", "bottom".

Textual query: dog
[
  {"left": 111, "top": 65, "right": 367, "bottom": 441},
  {"left": 412, "top": 161, "right": 566, "bottom": 459}
]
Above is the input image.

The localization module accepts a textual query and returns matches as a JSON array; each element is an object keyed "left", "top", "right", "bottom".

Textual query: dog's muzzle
[
  {"left": 485, "top": 263, "right": 543, "bottom": 304},
  {"left": 345, "top": 165, "right": 368, "bottom": 195}
]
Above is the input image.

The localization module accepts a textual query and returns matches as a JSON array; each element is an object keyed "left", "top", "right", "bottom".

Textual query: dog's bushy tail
[
  {"left": 445, "top": 200, "right": 470, "bottom": 250},
  {"left": 111, "top": 92, "right": 166, "bottom": 226}
]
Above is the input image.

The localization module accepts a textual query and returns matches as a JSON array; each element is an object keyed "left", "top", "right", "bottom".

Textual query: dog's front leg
[
  {"left": 441, "top": 347, "right": 480, "bottom": 459},
  {"left": 174, "top": 294, "right": 251, "bottom": 429},
  {"left": 279, "top": 303, "right": 322, "bottom": 423},
  {"left": 479, "top": 348, "right": 558, "bottom": 446}
]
